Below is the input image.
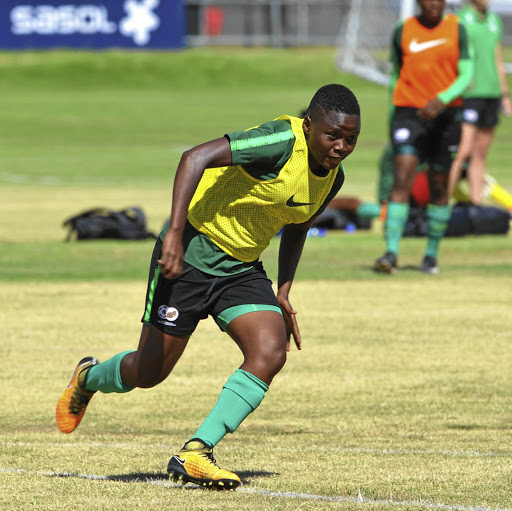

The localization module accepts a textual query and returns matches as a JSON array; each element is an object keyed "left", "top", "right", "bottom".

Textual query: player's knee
[
  {"left": 429, "top": 181, "right": 448, "bottom": 202},
  {"left": 261, "top": 338, "right": 287, "bottom": 376},
  {"left": 134, "top": 367, "right": 165, "bottom": 388}
]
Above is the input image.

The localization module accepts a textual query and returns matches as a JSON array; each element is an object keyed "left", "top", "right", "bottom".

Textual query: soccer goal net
[{"left": 336, "top": 0, "right": 489, "bottom": 86}]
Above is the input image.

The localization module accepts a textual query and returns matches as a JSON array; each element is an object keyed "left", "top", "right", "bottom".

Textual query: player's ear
[{"left": 303, "top": 115, "right": 312, "bottom": 136}]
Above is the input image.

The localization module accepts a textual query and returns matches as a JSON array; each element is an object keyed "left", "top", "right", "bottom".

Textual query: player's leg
[
  {"left": 422, "top": 111, "right": 456, "bottom": 274},
  {"left": 329, "top": 197, "right": 382, "bottom": 219},
  {"left": 55, "top": 327, "right": 190, "bottom": 434},
  {"left": 422, "top": 170, "right": 451, "bottom": 274},
  {"left": 193, "top": 309, "right": 286, "bottom": 443},
  {"left": 374, "top": 153, "right": 418, "bottom": 273},
  {"left": 467, "top": 127, "right": 494, "bottom": 204},
  {"left": 83, "top": 325, "right": 189, "bottom": 393},
  {"left": 421, "top": 108, "right": 461, "bottom": 274},
  {"left": 377, "top": 143, "right": 395, "bottom": 204},
  {"left": 447, "top": 122, "right": 475, "bottom": 198},
  {"left": 56, "top": 237, "right": 197, "bottom": 434},
  {"left": 167, "top": 309, "right": 285, "bottom": 490},
  {"left": 168, "top": 267, "right": 284, "bottom": 489},
  {"left": 375, "top": 108, "right": 423, "bottom": 273}
]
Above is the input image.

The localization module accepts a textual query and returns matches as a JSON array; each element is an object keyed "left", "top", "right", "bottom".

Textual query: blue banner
[{"left": 0, "top": 0, "right": 184, "bottom": 49}]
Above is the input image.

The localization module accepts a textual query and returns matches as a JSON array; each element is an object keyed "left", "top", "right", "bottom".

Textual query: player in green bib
[
  {"left": 447, "top": 0, "right": 512, "bottom": 204},
  {"left": 56, "top": 84, "right": 361, "bottom": 490}
]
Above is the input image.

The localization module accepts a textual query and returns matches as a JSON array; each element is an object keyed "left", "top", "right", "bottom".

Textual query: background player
[
  {"left": 447, "top": 0, "right": 512, "bottom": 205},
  {"left": 374, "top": 0, "right": 473, "bottom": 275}
]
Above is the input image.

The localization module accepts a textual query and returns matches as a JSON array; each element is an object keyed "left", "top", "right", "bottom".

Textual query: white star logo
[{"left": 119, "top": 0, "right": 160, "bottom": 46}]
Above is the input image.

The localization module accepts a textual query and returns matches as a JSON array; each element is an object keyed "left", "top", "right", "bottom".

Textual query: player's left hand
[
  {"left": 277, "top": 295, "right": 302, "bottom": 351},
  {"left": 502, "top": 96, "right": 512, "bottom": 117}
]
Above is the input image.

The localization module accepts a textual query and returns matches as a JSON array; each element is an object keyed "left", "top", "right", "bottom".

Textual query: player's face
[
  {"left": 418, "top": 0, "right": 445, "bottom": 25},
  {"left": 472, "top": 0, "right": 488, "bottom": 12},
  {"left": 303, "top": 109, "right": 360, "bottom": 172}
]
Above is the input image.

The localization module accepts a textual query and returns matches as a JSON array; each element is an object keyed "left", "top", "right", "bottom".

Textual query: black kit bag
[
  {"left": 468, "top": 204, "right": 510, "bottom": 235},
  {"left": 405, "top": 207, "right": 471, "bottom": 238},
  {"left": 445, "top": 205, "right": 472, "bottom": 237},
  {"left": 63, "top": 206, "right": 156, "bottom": 241}
]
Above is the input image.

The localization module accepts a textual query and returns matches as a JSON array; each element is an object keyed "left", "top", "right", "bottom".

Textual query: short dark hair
[{"left": 306, "top": 84, "right": 360, "bottom": 118}]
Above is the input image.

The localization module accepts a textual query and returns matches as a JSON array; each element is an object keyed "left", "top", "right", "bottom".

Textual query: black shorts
[
  {"left": 391, "top": 106, "right": 462, "bottom": 173},
  {"left": 141, "top": 239, "right": 281, "bottom": 336},
  {"left": 462, "top": 97, "right": 501, "bottom": 128}
]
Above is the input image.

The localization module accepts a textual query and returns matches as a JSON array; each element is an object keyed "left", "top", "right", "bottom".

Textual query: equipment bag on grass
[{"left": 63, "top": 206, "right": 156, "bottom": 241}]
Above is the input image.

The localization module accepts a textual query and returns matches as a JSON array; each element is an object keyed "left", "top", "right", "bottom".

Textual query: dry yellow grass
[{"left": 1, "top": 279, "right": 511, "bottom": 510}]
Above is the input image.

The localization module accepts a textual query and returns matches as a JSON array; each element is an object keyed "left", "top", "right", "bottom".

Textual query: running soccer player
[
  {"left": 447, "top": 0, "right": 512, "bottom": 205},
  {"left": 56, "top": 84, "right": 361, "bottom": 490},
  {"left": 374, "top": 0, "right": 473, "bottom": 275}
]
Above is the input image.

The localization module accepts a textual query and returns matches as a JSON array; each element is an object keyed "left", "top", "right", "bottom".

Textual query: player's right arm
[
  {"left": 389, "top": 21, "right": 403, "bottom": 120},
  {"left": 158, "top": 137, "right": 232, "bottom": 279}
]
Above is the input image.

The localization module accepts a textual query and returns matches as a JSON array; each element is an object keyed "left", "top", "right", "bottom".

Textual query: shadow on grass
[
  {"left": 367, "top": 264, "right": 425, "bottom": 274},
  {"left": 49, "top": 470, "right": 276, "bottom": 486}
]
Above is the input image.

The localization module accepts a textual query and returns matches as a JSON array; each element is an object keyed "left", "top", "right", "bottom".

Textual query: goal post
[{"left": 336, "top": 0, "right": 410, "bottom": 86}]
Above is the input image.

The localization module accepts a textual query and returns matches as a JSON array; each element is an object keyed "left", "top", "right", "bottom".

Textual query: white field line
[
  {"left": 1, "top": 440, "right": 510, "bottom": 458},
  {"left": 0, "top": 466, "right": 511, "bottom": 511}
]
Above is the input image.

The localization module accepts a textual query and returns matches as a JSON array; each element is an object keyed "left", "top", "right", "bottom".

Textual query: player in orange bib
[{"left": 374, "top": 0, "right": 473, "bottom": 275}]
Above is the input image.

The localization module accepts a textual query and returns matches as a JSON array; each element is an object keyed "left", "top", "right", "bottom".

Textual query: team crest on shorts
[
  {"left": 158, "top": 305, "right": 179, "bottom": 325},
  {"left": 394, "top": 128, "right": 410, "bottom": 142},
  {"left": 463, "top": 109, "right": 478, "bottom": 123}
]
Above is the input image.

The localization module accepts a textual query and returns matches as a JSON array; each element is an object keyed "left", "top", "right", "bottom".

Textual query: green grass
[
  {"left": 1, "top": 49, "right": 511, "bottom": 511},
  {"left": 1, "top": 232, "right": 511, "bottom": 282}
]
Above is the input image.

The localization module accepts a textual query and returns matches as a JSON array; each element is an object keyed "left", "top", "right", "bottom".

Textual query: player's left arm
[
  {"left": 437, "top": 23, "right": 474, "bottom": 106},
  {"left": 496, "top": 43, "right": 512, "bottom": 116},
  {"left": 276, "top": 169, "right": 345, "bottom": 351},
  {"left": 277, "top": 220, "right": 312, "bottom": 352}
]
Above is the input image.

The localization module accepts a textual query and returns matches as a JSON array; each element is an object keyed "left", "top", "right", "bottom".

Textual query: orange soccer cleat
[{"left": 56, "top": 357, "right": 98, "bottom": 434}]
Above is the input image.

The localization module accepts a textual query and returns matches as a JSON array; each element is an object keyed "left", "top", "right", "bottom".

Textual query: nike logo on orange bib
[{"left": 409, "top": 37, "right": 447, "bottom": 53}]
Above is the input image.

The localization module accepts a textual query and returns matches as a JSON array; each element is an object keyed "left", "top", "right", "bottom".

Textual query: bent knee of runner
[
  {"left": 243, "top": 337, "right": 287, "bottom": 384},
  {"left": 134, "top": 372, "right": 164, "bottom": 389},
  {"left": 124, "top": 353, "right": 169, "bottom": 389}
]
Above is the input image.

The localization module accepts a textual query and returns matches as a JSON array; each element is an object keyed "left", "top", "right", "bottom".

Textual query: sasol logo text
[
  {"left": 9, "top": 1, "right": 160, "bottom": 46},
  {"left": 11, "top": 5, "right": 116, "bottom": 35}
]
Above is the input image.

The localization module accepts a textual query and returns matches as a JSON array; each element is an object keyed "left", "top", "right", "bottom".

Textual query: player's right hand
[
  {"left": 418, "top": 97, "right": 444, "bottom": 120},
  {"left": 157, "top": 230, "right": 184, "bottom": 279}
]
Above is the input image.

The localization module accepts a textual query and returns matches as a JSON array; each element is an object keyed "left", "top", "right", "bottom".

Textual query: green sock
[
  {"left": 385, "top": 201, "right": 410, "bottom": 254},
  {"left": 356, "top": 202, "right": 381, "bottom": 219},
  {"left": 425, "top": 204, "right": 452, "bottom": 258},
  {"left": 192, "top": 369, "right": 268, "bottom": 448},
  {"left": 84, "top": 351, "right": 135, "bottom": 394}
]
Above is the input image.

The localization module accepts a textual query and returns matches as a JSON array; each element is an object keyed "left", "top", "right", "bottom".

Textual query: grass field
[{"left": 1, "top": 48, "right": 511, "bottom": 511}]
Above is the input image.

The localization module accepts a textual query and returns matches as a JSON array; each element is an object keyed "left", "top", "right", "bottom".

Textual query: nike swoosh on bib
[
  {"left": 409, "top": 38, "right": 447, "bottom": 53},
  {"left": 286, "top": 194, "right": 314, "bottom": 207}
]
